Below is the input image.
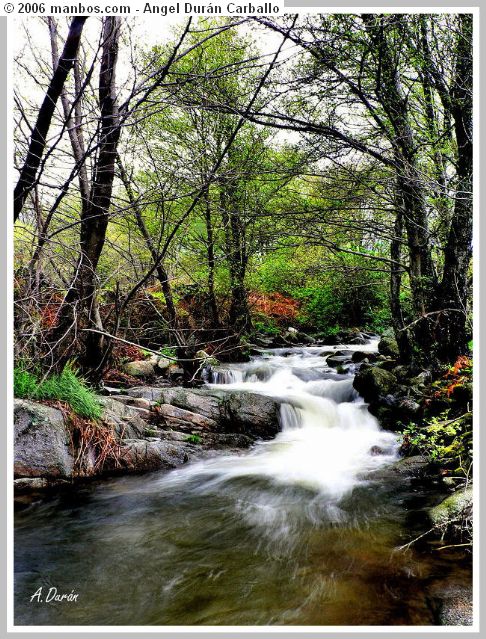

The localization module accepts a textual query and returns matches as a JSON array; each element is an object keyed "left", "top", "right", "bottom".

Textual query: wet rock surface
[
  {"left": 378, "top": 334, "right": 400, "bottom": 358},
  {"left": 360, "top": 455, "right": 433, "bottom": 483},
  {"left": 126, "top": 386, "right": 282, "bottom": 439},
  {"left": 14, "top": 400, "right": 74, "bottom": 479},
  {"left": 117, "top": 438, "right": 191, "bottom": 473},
  {"left": 100, "top": 397, "right": 147, "bottom": 439},
  {"left": 154, "top": 403, "right": 218, "bottom": 431},
  {"left": 221, "top": 389, "right": 281, "bottom": 438}
]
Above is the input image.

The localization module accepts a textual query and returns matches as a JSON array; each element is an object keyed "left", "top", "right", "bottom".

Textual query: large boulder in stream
[
  {"left": 103, "top": 383, "right": 284, "bottom": 469},
  {"left": 326, "top": 353, "right": 353, "bottom": 368},
  {"left": 117, "top": 439, "right": 190, "bottom": 473},
  {"left": 155, "top": 404, "right": 218, "bottom": 431},
  {"left": 378, "top": 335, "right": 400, "bottom": 358},
  {"left": 353, "top": 366, "right": 399, "bottom": 402},
  {"left": 222, "top": 390, "right": 281, "bottom": 439},
  {"left": 160, "top": 387, "right": 222, "bottom": 421},
  {"left": 14, "top": 400, "right": 74, "bottom": 479},
  {"left": 100, "top": 397, "right": 148, "bottom": 439},
  {"left": 362, "top": 455, "right": 432, "bottom": 483}
]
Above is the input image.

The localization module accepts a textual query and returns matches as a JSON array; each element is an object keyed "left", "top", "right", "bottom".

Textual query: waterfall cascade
[{"left": 164, "top": 341, "right": 398, "bottom": 500}]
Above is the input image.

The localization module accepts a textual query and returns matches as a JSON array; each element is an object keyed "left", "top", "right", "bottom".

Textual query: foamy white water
[{"left": 156, "top": 339, "right": 399, "bottom": 500}]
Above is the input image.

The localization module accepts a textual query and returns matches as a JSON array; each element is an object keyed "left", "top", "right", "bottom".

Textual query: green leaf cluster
[{"left": 403, "top": 410, "right": 472, "bottom": 475}]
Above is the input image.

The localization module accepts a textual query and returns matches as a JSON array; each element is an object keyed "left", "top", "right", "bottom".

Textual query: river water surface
[{"left": 14, "top": 341, "right": 470, "bottom": 625}]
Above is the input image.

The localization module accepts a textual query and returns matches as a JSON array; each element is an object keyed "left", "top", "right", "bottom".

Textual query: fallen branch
[
  {"left": 436, "top": 542, "right": 472, "bottom": 551},
  {"left": 395, "top": 527, "right": 435, "bottom": 551},
  {"left": 82, "top": 328, "right": 200, "bottom": 362},
  {"left": 398, "top": 308, "right": 465, "bottom": 332}
]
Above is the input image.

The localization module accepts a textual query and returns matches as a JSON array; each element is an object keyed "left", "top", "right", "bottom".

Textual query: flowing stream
[{"left": 14, "top": 341, "right": 470, "bottom": 625}]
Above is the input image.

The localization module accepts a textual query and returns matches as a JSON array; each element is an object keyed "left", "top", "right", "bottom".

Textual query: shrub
[
  {"left": 295, "top": 278, "right": 391, "bottom": 334},
  {"left": 13, "top": 363, "right": 102, "bottom": 420},
  {"left": 402, "top": 410, "right": 472, "bottom": 475},
  {"left": 252, "top": 316, "right": 280, "bottom": 336},
  {"left": 249, "top": 292, "right": 300, "bottom": 324},
  {"left": 159, "top": 346, "right": 177, "bottom": 359}
]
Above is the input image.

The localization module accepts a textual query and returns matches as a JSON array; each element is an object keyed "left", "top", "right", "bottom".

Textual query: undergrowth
[{"left": 401, "top": 356, "right": 473, "bottom": 478}]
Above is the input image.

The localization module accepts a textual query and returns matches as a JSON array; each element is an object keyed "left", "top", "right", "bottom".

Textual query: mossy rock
[
  {"left": 375, "top": 359, "right": 398, "bottom": 371},
  {"left": 14, "top": 400, "right": 74, "bottom": 479},
  {"left": 429, "top": 487, "right": 473, "bottom": 528},
  {"left": 156, "top": 357, "right": 172, "bottom": 371},
  {"left": 378, "top": 335, "right": 400, "bottom": 358},
  {"left": 392, "top": 364, "right": 414, "bottom": 382},
  {"left": 353, "top": 366, "right": 399, "bottom": 402},
  {"left": 410, "top": 371, "right": 432, "bottom": 388},
  {"left": 124, "top": 361, "right": 155, "bottom": 378}
]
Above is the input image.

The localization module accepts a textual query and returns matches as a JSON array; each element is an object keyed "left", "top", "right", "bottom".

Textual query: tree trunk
[
  {"left": 363, "top": 14, "right": 438, "bottom": 364},
  {"left": 389, "top": 195, "right": 412, "bottom": 360},
  {"left": 50, "top": 17, "right": 121, "bottom": 376},
  {"left": 418, "top": 15, "right": 451, "bottom": 227},
  {"left": 436, "top": 13, "right": 473, "bottom": 360},
  {"left": 220, "top": 179, "right": 252, "bottom": 334},
  {"left": 79, "top": 17, "right": 122, "bottom": 373},
  {"left": 203, "top": 187, "right": 220, "bottom": 327},
  {"left": 117, "top": 156, "right": 179, "bottom": 332},
  {"left": 14, "top": 17, "right": 87, "bottom": 222},
  {"left": 48, "top": 17, "right": 90, "bottom": 215}
]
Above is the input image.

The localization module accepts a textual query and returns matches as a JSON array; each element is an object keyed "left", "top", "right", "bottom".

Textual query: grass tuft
[
  {"left": 13, "top": 368, "right": 39, "bottom": 398},
  {"left": 14, "top": 363, "right": 102, "bottom": 420}
]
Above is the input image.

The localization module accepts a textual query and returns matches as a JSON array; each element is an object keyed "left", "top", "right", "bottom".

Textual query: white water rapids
[{"left": 155, "top": 340, "right": 399, "bottom": 504}]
